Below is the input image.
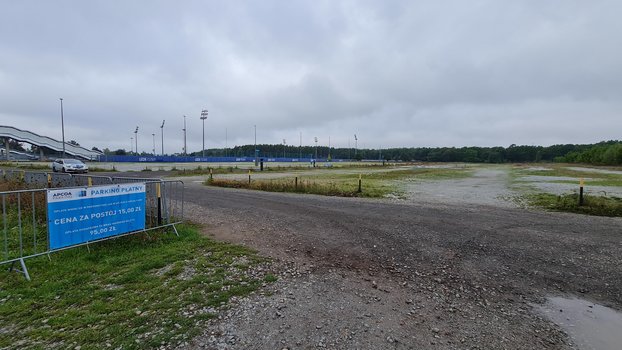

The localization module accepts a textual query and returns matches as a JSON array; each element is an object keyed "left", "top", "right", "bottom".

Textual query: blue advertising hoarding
[{"left": 47, "top": 183, "right": 146, "bottom": 250}]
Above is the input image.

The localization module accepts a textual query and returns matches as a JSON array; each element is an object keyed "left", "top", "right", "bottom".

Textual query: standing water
[{"left": 535, "top": 296, "right": 622, "bottom": 350}]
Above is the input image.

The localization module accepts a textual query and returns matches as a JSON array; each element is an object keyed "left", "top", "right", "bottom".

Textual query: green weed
[
  {"left": 526, "top": 193, "right": 622, "bottom": 217},
  {"left": 0, "top": 224, "right": 273, "bottom": 349}
]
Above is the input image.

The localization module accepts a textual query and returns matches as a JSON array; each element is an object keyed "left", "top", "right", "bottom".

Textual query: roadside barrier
[{"left": 0, "top": 169, "right": 184, "bottom": 280}]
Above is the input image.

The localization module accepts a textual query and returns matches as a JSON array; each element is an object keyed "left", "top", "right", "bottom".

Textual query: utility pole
[
  {"left": 283, "top": 139, "right": 286, "bottom": 158},
  {"left": 59, "top": 98, "right": 66, "bottom": 158},
  {"left": 134, "top": 126, "right": 139, "bottom": 155},
  {"left": 254, "top": 125, "right": 258, "bottom": 166},
  {"left": 314, "top": 137, "right": 318, "bottom": 160},
  {"left": 354, "top": 134, "right": 358, "bottom": 157},
  {"left": 152, "top": 133, "right": 155, "bottom": 155},
  {"left": 328, "top": 136, "right": 331, "bottom": 160},
  {"left": 160, "top": 120, "right": 165, "bottom": 155},
  {"left": 299, "top": 131, "right": 302, "bottom": 160},
  {"left": 182, "top": 116, "right": 187, "bottom": 155},
  {"left": 200, "top": 109, "right": 208, "bottom": 157}
]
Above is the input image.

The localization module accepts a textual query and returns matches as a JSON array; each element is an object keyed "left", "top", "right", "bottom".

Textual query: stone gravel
[{"left": 168, "top": 167, "right": 622, "bottom": 350}]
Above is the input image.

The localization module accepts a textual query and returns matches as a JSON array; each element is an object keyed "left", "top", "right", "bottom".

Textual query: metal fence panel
[
  {"left": 71, "top": 174, "right": 113, "bottom": 187},
  {"left": 1, "top": 188, "right": 48, "bottom": 265},
  {"left": 0, "top": 170, "right": 184, "bottom": 280},
  {"left": 49, "top": 173, "right": 74, "bottom": 188}
]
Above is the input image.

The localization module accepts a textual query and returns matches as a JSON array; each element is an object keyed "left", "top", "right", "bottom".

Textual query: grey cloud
[{"left": 1, "top": 0, "right": 621, "bottom": 154}]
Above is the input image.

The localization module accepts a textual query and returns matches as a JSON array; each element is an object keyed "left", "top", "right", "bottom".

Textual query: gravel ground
[
  {"left": 173, "top": 176, "right": 621, "bottom": 350},
  {"left": 103, "top": 167, "right": 622, "bottom": 349},
  {"left": 403, "top": 168, "right": 516, "bottom": 207}
]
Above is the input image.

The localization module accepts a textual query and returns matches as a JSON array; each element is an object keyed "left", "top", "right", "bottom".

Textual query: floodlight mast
[
  {"left": 354, "top": 134, "right": 358, "bottom": 157},
  {"left": 314, "top": 137, "right": 318, "bottom": 160},
  {"left": 134, "top": 126, "right": 139, "bottom": 155},
  {"left": 59, "top": 98, "right": 66, "bottom": 158},
  {"left": 182, "top": 116, "right": 187, "bottom": 156},
  {"left": 254, "top": 125, "right": 258, "bottom": 166},
  {"left": 160, "top": 120, "right": 165, "bottom": 155},
  {"left": 200, "top": 109, "right": 208, "bottom": 157}
]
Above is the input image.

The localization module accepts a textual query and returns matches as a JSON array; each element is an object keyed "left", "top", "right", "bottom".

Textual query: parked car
[{"left": 52, "top": 159, "right": 89, "bottom": 173}]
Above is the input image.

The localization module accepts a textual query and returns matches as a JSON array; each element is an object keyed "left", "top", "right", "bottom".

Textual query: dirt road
[{"left": 175, "top": 179, "right": 622, "bottom": 350}]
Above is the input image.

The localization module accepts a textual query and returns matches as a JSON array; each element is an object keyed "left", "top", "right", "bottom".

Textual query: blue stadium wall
[{"left": 100, "top": 156, "right": 348, "bottom": 163}]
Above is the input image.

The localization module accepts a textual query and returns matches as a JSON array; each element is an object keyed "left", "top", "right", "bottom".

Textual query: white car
[{"left": 52, "top": 159, "right": 89, "bottom": 173}]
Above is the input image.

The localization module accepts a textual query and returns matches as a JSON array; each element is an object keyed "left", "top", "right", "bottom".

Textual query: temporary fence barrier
[{"left": 0, "top": 170, "right": 184, "bottom": 280}]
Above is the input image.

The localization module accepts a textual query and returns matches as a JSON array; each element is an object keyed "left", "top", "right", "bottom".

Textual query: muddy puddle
[{"left": 535, "top": 296, "right": 622, "bottom": 350}]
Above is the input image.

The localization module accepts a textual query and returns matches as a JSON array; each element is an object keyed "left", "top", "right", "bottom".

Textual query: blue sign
[{"left": 47, "top": 183, "right": 146, "bottom": 250}]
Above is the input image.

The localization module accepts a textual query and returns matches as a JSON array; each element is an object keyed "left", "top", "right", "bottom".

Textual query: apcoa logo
[{"left": 52, "top": 191, "right": 73, "bottom": 200}]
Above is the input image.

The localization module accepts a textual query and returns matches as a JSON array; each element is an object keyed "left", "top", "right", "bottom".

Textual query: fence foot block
[{"left": 8, "top": 258, "right": 31, "bottom": 281}]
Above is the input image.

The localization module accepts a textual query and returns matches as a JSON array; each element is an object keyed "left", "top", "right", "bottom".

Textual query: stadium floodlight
[
  {"left": 200, "top": 109, "right": 208, "bottom": 157},
  {"left": 134, "top": 126, "right": 139, "bottom": 155},
  {"left": 59, "top": 98, "right": 66, "bottom": 158},
  {"left": 160, "top": 120, "right": 165, "bottom": 155}
]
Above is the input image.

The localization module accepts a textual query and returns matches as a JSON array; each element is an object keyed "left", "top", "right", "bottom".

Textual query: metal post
[
  {"left": 156, "top": 183, "right": 162, "bottom": 225},
  {"left": 358, "top": 174, "right": 362, "bottom": 193},
  {"left": 254, "top": 125, "right": 258, "bottom": 166},
  {"left": 314, "top": 137, "right": 318, "bottom": 161},
  {"left": 200, "top": 110, "right": 208, "bottom": 158},
  {"left": 134, "top": 126, "right": 138, "bottom": 155},
  {"left": 160, "top": 120, "right": 165, "bottom": 155},
  {"left": 183, "top": 116, "right": 187, "bottom": 156},
  {"left": 60, "top": 98, "right": 66, "bottom": 158},
  {"left": 328, "top": 136, "right": 331, "bottom": 160}
]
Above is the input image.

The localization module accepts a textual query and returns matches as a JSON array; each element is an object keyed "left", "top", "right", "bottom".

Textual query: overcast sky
[{"left": 1, "top": 1, "right": 621, "bottom": 153}]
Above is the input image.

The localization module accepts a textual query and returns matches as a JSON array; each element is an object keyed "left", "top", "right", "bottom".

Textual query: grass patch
[
  {"left": 0, "top": 162, "right": 50, "bottom": 171},
  {"left": 363, "top": 167, "right": 473, "bottom": 181},
  {"left": 206, "top": 178, "right": 368, "bottom": 197},
  {"left": 548, "top": 179, "right": 622, "bottom": 187},
  {"left": 174, "top": 166, "right": 245, "bottom": 176},
  {"left": 173, "top": 162, "right": 424, "bottom": 177},
  {"left": 513, "top": 164, "right": 622, "bottom": 186},
  {"left": 0, "top": 224, "right": 273, "bottom": 349},
  {"left": 526, "top": 192, "right": 622, "bottom": 217},
  {"left": 205, "top": 166, "right": 473, "bottom": 198},
  {"left": 88, "top": 166, "right": 116, "bottom": 173},
  {"left": 0, "top": 163, "right": 113, "bottom": 173}
]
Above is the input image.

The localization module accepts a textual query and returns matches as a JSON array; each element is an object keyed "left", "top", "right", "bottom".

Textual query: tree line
[{"left": 101, "top": 140, "right": 622, "bottom": 165}]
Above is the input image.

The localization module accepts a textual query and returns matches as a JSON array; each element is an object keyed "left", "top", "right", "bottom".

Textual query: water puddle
[{"left": 535, "top": 296, "right": 622, "bottom": 350}]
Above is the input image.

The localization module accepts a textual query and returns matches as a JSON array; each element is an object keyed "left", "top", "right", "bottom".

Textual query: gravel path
[{"left": 175, "top": 180, "right": 622, "bottom": 350}]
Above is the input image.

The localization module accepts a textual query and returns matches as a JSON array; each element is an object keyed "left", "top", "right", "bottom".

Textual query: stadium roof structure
[{"left": 0, "top": 125, "right": 102, "bottom": 160}]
